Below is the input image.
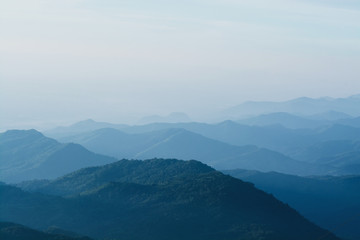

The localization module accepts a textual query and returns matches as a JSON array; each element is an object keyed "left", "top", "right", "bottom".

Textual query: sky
[{"left": 1, "top": 0, "right": 360, "bottom": 129}]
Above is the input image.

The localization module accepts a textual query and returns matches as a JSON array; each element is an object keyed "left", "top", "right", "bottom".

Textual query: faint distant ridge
[
  {"left": 337, "top": 116, "right": 360, "bottom": 128},
  {"left": 236, "top": 111, "right": 353, "bottom": 129},
  {"left": 237, "top": 112, "right": 327, "bottom": 129},
  {"left": 46, "top": 118, "right": 360, "bottom": 175},
  {"left": 349, "top": 93, "right": 360, "bottom": 99},
  {"left": 44, "top": 119, "right": 129, "bottom": 139},
  {"left": 224, "top": 94, "right": 360, "bottom": 119},
  {"left": 55, "top": 127, "right": 328, "bottom": 175},
  {"left": 137, "top": 112, "right": 191, "bottom": 125},
  {"left": 308, "top": 110, "right": 352, "bottom": 121}
]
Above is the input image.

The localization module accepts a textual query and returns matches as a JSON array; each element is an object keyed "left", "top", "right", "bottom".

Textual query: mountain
[
  {"left": 48, "top": 120, "right": 360, "bottom": 174},
  {"left": 308, "top": 111, "right": 352, "bottom": 121},
  {"left": 224, "top": 94, "right": 360, "bottom": 119},
  {"left": 52, "top": 119, "right": 360, "bottom": 150},
  {"left": 186, "top": 122, "right": 360, "bottom": 163},
  {"left": 337, "top": 116, "right": 360, "bottom": 128},
  {"left": 317, "top": 151, "right": 360, "bottom": 174},
  {"left": 57, "top": 127, "right": 328, "bottom": 175},
  {"left": 0, "top": 130, "right": 116, "bottom": 183},
  {"left": 6, "top": 159, "right": 340, "bottom": 240},
  {"left": 237, "top": 112, "right": 330, "bottom": 129},
  {"left": 48, "top": 119, "right": 360, "bottom": 173},
  {"left": 159, "top": 121, "right": 315, "bottom": 156},
  {"left": 0, "top": 222, "right": 92, "bottom": 240},
  {"left": 120, "top": 121, "right": 360, "bottom": 153},
  {"left": 19, "top": 159, "right": 216, "bottom": 196},
  {"left": 292, "top": 140, "right": 360, "bottom": 163},
  {"left": 129, "top": 121, "right": 321, "bottom": 158},
  {"left": 137, "top": 112, "right": 192, "bottom": 125},
  {"left": 224, "top": 169, "right": 360, "bottom": 240},
  {"left": 49, "top": 119, "right": 307, "bottom": 150},
  {"left": 44, "top": 119, "right": 129, "bottom": 139}
]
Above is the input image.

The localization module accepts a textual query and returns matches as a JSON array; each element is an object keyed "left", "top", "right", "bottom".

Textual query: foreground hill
[
  {"left": 57, "top": 128, "right": 327, "bottom": 175},
  {"left": 224, "top": 169, "right": 360, "bottom": 240},
  {"left": 0, "top": 130, "right": 116, "bottom": 183},
  {"left": 0, "top": 222, "right": 92, "bottom": 240},
  {"left": 19, "top": 158, "right": 216, "bottom": 196},
  {"left": 7, "top": 159, "right": 340, "bottom": 240}
]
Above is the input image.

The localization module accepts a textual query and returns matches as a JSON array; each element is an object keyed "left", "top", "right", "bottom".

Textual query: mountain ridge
[
  {"left": 53, "top": 127, "right": 329, "bottom": 175},
  {"left": 224, "top": 94, "right": 360, "bottom": 119},
  {"left": 6, "top": 158, "right": 340, "bottom": 240},
  {"left": 224, "top": 169, "right": 360, "bottom": 240},
  {"left": 0, "top": 129, "right": 117, "bottom": 183}
]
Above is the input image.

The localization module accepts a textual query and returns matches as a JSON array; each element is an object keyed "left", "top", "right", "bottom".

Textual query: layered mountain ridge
[{"left": 0, "top": 130, "right": 116, "bottom": 183}]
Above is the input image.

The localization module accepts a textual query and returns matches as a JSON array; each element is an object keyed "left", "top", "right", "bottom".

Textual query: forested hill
[{"left": 5, "top": 159, "right": 341, "bottom": 240}]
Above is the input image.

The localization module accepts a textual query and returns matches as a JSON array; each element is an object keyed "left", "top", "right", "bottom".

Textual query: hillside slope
[
  {"left": 4, "top": 159, "right": 340, "bottom": 240},
  {"left": 0, "top": 130, "right": 116, "bottom": 183},
  {"left": 224, "top": 169, "right": 360, "bottom": 240},
  {"left": 58, "top": 128, "right": 328, "bottom": 175}
]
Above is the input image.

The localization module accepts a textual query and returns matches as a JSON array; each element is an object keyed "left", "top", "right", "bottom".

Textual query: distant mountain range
[
  {"left": 2, "top": 95, "right": 360, "bottom": 240},
  {"left": 45, "top": 119, "right": 360, "bottom": 175},
  {"left": 237, "top": 112, "right": 327, "bottom": 129},
  {"left": 308, "top": 111, "right": 353, "bottom": 121},
  {"left": 0, "top": 130, "right": 116, "bottom": 183},
  {"left": 48, "top": 119, "right": 360, "bottom": 150},
  {"left": 3, "top": 158, "right": 339, "bottom": 240},
  {"left": 53, "top": 127, "right": 331, "bottom": 175},
  {"left": 224, "top": 94, "right": 360, "bottom": 119},
  {"left": 224, "top": 169, "right": 360, "bottom": 240},
  {"left": 293, "top": 140, "right": 360, "bottom": 162},
  {"left": 44, "top": 119, "right": 129, "bottom": 139},
  {"left": 237, "top": 111, "right": 352, "bottom": 129},
  {"left": 337, "top": 116, "right": 360, "bottom": 128},
  {"left": 235, "top": 111, "right": 360, "bottom": 130}
]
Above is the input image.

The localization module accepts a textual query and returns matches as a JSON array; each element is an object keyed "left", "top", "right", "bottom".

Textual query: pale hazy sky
[{"left": 1, "top": 0, "right": 360, "bottom": 129}]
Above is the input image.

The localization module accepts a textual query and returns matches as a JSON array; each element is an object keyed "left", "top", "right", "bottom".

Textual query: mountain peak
[
  {"left": 78, "top": 119, "right": 96, "bottom": 123},
  {"left": 72, "top": 119, "right": 99, "bottom": 127},
  {"left": 27, "top": 158, "right": 216, "bottom": 196},
  {"left": 0, "top": 130, "right": 115, "bottom": 183},
  {"left": 218, "top": 120, "right": 239, "bottom": 126},
  {"left": 1, "top": 129, "right": 45, "bottom": 140},
  {"left": 12, "top": 159, "right": 340, "bottom": 240}
]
